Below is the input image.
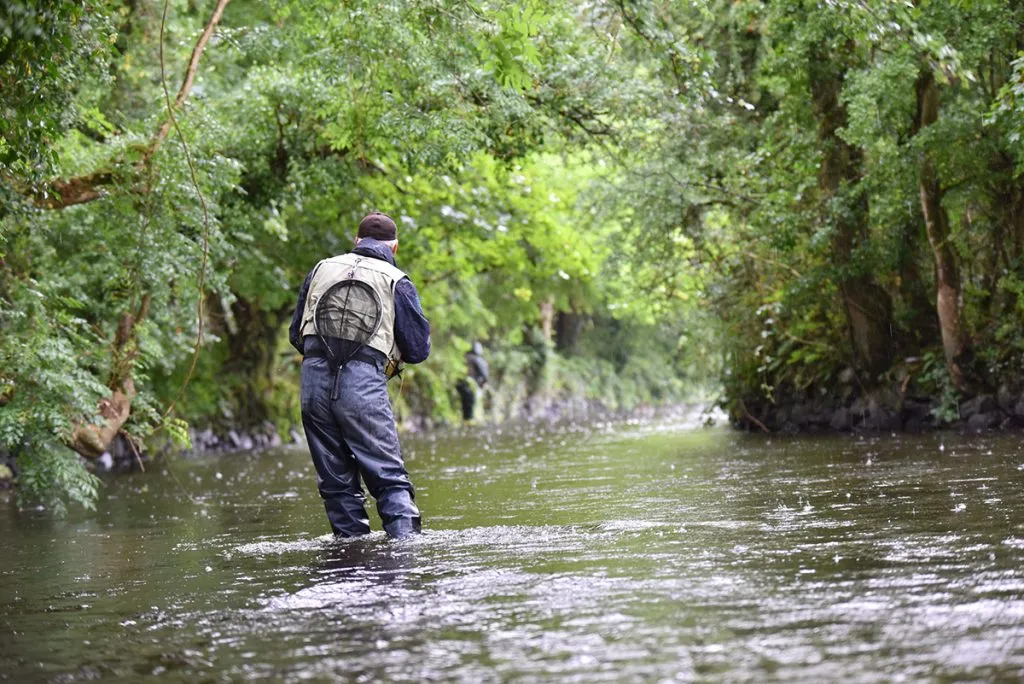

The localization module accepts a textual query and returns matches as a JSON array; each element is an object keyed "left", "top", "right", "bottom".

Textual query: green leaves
[
  {"left": 0, "top": 0, "right": 116, "bottom": 183},
  {"left": 478, "top": 0, "right": 549, "bottom": 91},
  {"left": 15, "top": 445, "right": 102, "bottom": 515}
]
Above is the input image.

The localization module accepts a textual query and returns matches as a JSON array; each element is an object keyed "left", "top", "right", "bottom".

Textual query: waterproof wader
[
  {"left": 300, "top": 353, "right": 420, "bottom": 538},
  {"left": 456, "top": 378, "right": 476, "bottom": 421}
]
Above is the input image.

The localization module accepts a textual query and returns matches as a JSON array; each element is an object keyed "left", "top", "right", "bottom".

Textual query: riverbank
[
  {"left": 112, "top": 341, "right": 713, "bottom": 472},
  {"left": 142, "top": 400, "right": 720, "bottom": 470},
  {"left": 731, "top": 372, "right": 1024, "bottom": 434},
  {"left": 2, "top": 383, "right": 1018, "bottom": 488},
  {"left": 1, "top": 387, "right": 1013, "bottom": 487},
  {"left": 72, "top": 395, "right": 723, "bottom": 477}
]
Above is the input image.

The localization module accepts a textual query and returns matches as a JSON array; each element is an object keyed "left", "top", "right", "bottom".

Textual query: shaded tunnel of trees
[{"left": 3, "top": 0, "right": 1024, "bottom": 508}]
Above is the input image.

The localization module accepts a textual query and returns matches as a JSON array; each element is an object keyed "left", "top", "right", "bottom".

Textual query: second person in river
[
  {"left": 288, "top": 212, "right": 430, "bottom": 539},
  {"left": 456, "top": 341, "right": 489, "bottom": 422}
]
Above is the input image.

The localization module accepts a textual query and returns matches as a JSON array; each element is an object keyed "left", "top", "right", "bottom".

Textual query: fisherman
[
  {"left": 456, "top": 341, "right": 489, "bottom": 422},
  {"left": 289, "top": 212, "right": 430, "bottom": 539}
]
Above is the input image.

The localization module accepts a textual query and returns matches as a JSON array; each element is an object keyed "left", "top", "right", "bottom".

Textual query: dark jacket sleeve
[
  {"left": 289, "top": 269, "right": 315, "bottom": 354},
  {"left": 393, "top": 277, "right": 431, "bottom": 364}
]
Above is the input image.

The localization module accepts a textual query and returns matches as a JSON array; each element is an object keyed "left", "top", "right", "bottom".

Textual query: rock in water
[
  {"left": 98, "top": 452, "right": 114, "bottom": 471},
  {"left": 959, "top": 394, "right": 997, "bottom": 420},
  {"left": 830, "top": 407, "right": 852, "bottom": 431}
]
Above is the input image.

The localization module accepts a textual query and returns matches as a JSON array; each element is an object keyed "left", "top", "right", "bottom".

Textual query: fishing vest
[{"left": 299, "top": 252, "right": 407, "bottom": 364}]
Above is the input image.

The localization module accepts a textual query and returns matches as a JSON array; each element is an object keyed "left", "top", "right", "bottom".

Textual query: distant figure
[
  {"left": 288, "top": 212, "right": 430, "bottom": 539},
  {"left": 457, "top": 342, "right": 489, "bottom": 422}
]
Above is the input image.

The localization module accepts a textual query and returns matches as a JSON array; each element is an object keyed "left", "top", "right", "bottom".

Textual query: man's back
[{"left": 291, "top": 213, "right": 429, "bottom": 539}]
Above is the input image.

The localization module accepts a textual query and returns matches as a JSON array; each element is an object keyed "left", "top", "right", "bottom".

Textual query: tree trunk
[
  {"left": 1011, "top": 183, "right": 1024, "bottom": 263},
  {"left": 988, "top": 151, "right": 1024, "bottom": 266},
  {"left": 894, "top": 216, "right": 939, "bottom": 351},
  {"left": 68, "top": 294, "right": 151, "bottom": 459},
  {"left": 915, "top": 71, "right": 978, "bottom": 392},
  {"left": 554, "top": 310, "right": 585, "bottom": 353},
  {"left": 809, "top": 49, "right": 893, "bottom": 377},
  {"left": 539, "top": 298, "right": 555, "bottom": 344}
]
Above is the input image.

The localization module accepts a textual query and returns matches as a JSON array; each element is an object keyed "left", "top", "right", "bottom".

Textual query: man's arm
[
  {"left": 288, "top": 269, "right": 315, "bottom": 354},
  {"left": 393, "top": 277, "right": 431, "bottom": 364}
]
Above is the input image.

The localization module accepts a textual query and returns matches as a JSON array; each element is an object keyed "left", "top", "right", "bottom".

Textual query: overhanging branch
[
  {"left": 150, "top": 0, "right": 232, "bottom": 151},
  {"left": 30, "top": 0, "right": 232, "bottom": 210},
  {"left": 38, "top": 171, "right": 115, "bottom": 208}
]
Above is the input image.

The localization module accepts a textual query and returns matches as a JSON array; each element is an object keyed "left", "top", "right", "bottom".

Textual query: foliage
[
  {"left": 0, "top": 0, "right": 116, "bottom": 186},
  {"left": 14, "top": 445, "right": 101, "bottom": 515},
  {"left": 919, "top": 351, "right": 961, "bottom": 425},
  {"left": 598, "top": 0, "right": 1024, "bottom": 417}
]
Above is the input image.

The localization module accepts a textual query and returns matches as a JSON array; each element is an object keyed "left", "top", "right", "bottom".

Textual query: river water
[{"left": 2, "top": 420, "right": 1024, "bottom": 681}]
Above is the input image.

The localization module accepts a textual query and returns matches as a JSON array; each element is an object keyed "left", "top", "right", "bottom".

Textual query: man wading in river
[{"left": 289, "top": 212, "right": 430, "bottom": 539}]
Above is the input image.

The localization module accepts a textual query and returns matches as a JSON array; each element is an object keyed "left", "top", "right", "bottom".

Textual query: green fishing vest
[{"left": 299, "top": 252, "right": 407, "bottom": 363}]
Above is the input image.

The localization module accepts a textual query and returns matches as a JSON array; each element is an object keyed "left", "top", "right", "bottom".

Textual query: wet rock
[
  {"left": 960, "top": 394, "right": 997, "bottom": 420},
  {"left": 289, "top": 428, "right": 303, "bottom": 444},
  {"left": 967, "top": 411, "right": 1001, "bottom": 430},
  {"left": 997, "top": 384, "right": 1018, "bottom": 412},
  {"left": 268, "top": 432, "right": 282, "bottom": 448},
  {"left": 772, "top": 406, "right": 790, "bottom": 426},
  {"left": 808, "top": 409, "right": 832, "bottom": 427},
  {"left": 789, "top": 403, "right": 812, "bottom": 427},
  {"left": 197, "top": 429, "right": 216, "bottom": 449},
  {"left": 97, "top": 452, "right": 114, "bottom": 472},
  {"left": 238, "top": 435, "right": 254, "bottom": 451},
  {"left": 861, "top": 405, "right": 900, "bottom": 431},
  {"left": 779, "top": 421, "right": 800, "bottom": 435},
  {"left": 863, "top": 390, "right": 902, "bottom": 431},
  {"left": 903, "top": 416, "right": 927, "bottom": 432},
  {"left": 227, "top": 430, "right": 242, "bottom": 449},
  {"left": 902, "top": 399, "right": 932, "bottom": 422},
  {"left": 849, "top": 396, "right": 868, "bottom": 415},
  {"left": 830, "top": 407, "right": 852, "bottom": 431},
  {"left": 1014, "top": 397, "right": 1024, "bottom": 419},
  {"left": 903, "top": 401, "right": 933, "bottom": 432}
]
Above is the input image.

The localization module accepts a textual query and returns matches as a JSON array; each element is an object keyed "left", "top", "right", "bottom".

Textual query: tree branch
[
  {"left": 32, "top": 0, "right": 232, "bottom": 209},
  {"left": 150, "top": 0, "right": 232, "bottom": 150},
  {"left": 38, "top": 171, "right": 115, "bottom": 208},
  {"left": 613, "top": 0, "right": 687, "bottom": 93}
]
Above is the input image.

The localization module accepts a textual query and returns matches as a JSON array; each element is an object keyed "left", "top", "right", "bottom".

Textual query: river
[{"left": 2, "top": 420, "right": 1024, "bottom": 681}]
